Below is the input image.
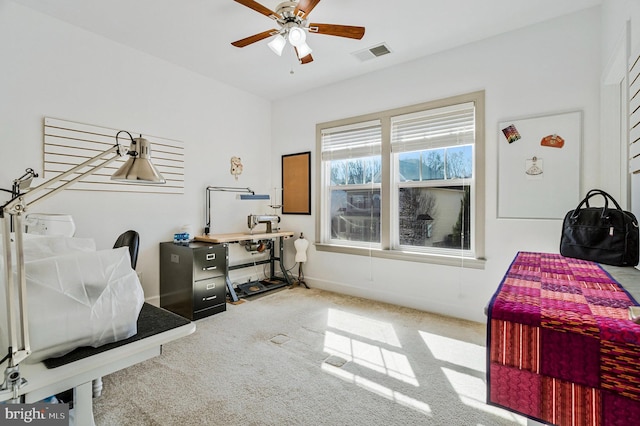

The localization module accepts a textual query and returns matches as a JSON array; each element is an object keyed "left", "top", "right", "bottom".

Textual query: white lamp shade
[
  {"left": 268, "top": 34, "right": 286, "bottom": 56},
  {"left": 296, "top": 42, "right": 312, "bottom": 59},
  {"left": 288, "top": 27, "right": 306, "bottom": 47},
  {"left": 111, "top": 137, "right": 166, "bottom": 183}
]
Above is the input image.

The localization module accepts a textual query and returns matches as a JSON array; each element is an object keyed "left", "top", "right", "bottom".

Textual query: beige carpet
[{"left": 92, "top": 287, "right": 525, "bottom": 425}]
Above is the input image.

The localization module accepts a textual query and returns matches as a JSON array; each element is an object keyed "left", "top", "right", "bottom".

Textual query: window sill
[{"left": 315, "top": 243, "right": 486, "bottom": 269}]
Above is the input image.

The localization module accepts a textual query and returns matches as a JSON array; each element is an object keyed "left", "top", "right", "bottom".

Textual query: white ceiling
[{"left": 17, "top": 0, "right": 602, "bottom": 101}]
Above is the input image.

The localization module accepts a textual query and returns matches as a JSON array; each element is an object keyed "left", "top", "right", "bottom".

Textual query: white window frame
[
  {"left": 315, "top": 91, "right": 485, "bottom": 268},
  {"left": 319, "top": 120, "right": 382, "bottom": 246},
  {"left": 391, "top": 101, "right": 476, "bottom": 257}
]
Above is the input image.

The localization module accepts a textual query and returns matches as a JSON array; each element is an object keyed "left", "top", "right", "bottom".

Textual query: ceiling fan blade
[
  {"left": 308, "top": 23, "right": 365, "bottom": 40},
  {"left": 231, "top": 29, "right": 278, "bottom": 48},
  {"left": 294, "top": 0, "right": 321, "bottom": 19},
  {"left": 293, "top": 47, "right": 314, "bottom": 64},
  {"left": 299, "top": 53, "right": 314, "bottom": 64},
  {"left": 233, "top": 0, "right": 279, "bottom": 20}
]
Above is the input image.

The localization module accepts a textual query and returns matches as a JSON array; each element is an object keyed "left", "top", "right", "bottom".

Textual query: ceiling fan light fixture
[
  {"left": 287, "top": 26, "right": 306, "bottom": 47},
  {"left": 268, "top": 34, "right": 286, "bottom": 56},
  {"left": 296, "top": 42, "right": 312, "bottom": 58},
  {"left": 231, "top": 0, "right": 366, "bottom": 66}
]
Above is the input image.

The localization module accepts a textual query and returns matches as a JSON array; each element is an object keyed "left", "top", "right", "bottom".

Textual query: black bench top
[{"left": 43, "top": 303, "right": 192, "bottom": 369}]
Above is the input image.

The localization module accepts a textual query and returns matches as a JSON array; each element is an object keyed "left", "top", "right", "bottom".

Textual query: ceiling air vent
[{"left": 352, "top": 43, "right": 392, "bottom": 62}]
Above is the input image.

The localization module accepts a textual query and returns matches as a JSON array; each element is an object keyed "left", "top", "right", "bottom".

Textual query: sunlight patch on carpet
[
  {"left": 419, "top": 330, "right": 485, "bottom": 372},
  {"left": 321, "top": 363, "right": 432, "bottom": 417},
  {"left": 327, "top": 308, "right": 401, "bottom": 347},
  {"left": 323, "top": 329, "right": 418, "bottom": 386}
]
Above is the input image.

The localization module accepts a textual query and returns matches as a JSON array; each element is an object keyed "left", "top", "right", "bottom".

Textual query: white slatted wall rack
[
  {"left": 630, "top": 46, "right": 640, "bottom": 174},
  {"left": 43, "top": 117, "right": 184, "bottom": 194}
]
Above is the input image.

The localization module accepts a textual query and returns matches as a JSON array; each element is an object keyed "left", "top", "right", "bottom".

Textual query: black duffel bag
[{"left": 560, "top": 189, "right": 639, "bottom": 266}]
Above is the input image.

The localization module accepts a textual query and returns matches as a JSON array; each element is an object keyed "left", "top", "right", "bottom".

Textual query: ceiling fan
[{"left": 231, "top": 0, "right": 365, "bottom": 64}]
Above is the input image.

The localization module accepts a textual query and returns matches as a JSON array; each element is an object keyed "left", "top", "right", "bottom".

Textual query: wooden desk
[
  {"left": 195, "top": 231, "right": 298, "bottom": 301},
  {"left": 195, "top": 230, "right": 294, "bottom": 243},
  {"left": 0, "top": 304, "right": 195, "bottom": 425}
]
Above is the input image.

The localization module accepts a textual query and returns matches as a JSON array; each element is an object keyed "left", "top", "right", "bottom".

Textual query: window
[
  {"left": 316, "top": 92, "right": 485, "bottom": 266},
  {"left": 392, "top": 102, "right": 475, "bottom": 255},
  {"left": 320, "top": 121, "right": 381, "bottom": 246}
]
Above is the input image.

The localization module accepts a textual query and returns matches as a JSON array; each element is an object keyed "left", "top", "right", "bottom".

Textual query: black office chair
[{"left": 113, "top": 230, "right": 140, "bottom": 269}]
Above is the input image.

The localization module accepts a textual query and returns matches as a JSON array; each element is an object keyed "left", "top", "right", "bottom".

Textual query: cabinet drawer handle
[
  {"left": 206, "top": 253, "right": 216, "bottom": 260},
  {"left": 206, "top": 283, "right": 216, "bottom": 290},
  {"left": 203, "top": 266, "right": 217, "bottom": 271},
  {"left": 203, "top": 295, "right": 217, "bottom": 301}
]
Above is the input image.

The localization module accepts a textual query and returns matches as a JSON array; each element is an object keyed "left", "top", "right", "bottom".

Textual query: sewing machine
[{"left": 247, "top": 214, "right": 280, "bottom": 233}]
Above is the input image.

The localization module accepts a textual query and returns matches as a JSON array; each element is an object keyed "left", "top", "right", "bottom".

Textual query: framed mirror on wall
[{"left": 282, "top": 151, "right": 311, "bottom": 215}]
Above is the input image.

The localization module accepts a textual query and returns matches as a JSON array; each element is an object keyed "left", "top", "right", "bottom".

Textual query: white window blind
[
  {"left": 321, "top": 120, "right": 381, "bottom": 160},
  {"left": 391, "top": 102, "right": 475, "bottom": 153}
]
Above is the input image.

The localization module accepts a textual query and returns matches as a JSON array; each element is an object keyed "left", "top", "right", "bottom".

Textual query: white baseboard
[
  {"left": 145, "top": 295, "right": 160, "bottom": 307},
  {"left": 305, "top": 276, "right": 485, "bottom": 324}
]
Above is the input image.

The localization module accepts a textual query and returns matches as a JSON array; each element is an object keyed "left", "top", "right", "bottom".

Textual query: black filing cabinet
[{"left": 160, "top": 242, "right": 228, "bottom": 320}]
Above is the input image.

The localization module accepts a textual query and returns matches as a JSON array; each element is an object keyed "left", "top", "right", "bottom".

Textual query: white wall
[
  {"left": 1, "top": 3, "right": 623, "bottom": 323},
  {"left": 601, "top": 0, "right": 640, "bottom": 267},
  {"left": 602, "top": 0, "right": 640, "bottom": 59},
  {"left": 0, "top": 1, "right": 273, "bottom": 304},
  {"left": 272, "top": 7, "right": 603, "bottom": 323}
]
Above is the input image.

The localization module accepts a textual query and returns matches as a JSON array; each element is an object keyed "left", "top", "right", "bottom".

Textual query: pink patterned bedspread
[{"left": 487, "top": 252, "right": 640, "bottom": 426}]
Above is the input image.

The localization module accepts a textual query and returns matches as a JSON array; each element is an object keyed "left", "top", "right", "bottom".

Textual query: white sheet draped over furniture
[{"left": 0, "top": 235, "right": 144, "bottom": 362}]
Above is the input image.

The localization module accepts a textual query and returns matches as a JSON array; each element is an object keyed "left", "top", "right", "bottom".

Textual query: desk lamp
[
  {"left": 0, "top": 130, "right": 165, "bottom": 401},
  {"left": 204, "top": 186, "right": 270, "bottom": 235}
]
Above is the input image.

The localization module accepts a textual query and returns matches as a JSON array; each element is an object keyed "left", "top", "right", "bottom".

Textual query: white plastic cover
[
  {"left": 0, "top": 236, "right": 144, "bottom": 363},
  {"left": 22, "top": 233, "right": 96, "bottom": 259}
]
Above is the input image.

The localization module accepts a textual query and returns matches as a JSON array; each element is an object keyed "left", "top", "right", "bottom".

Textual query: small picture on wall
[
  {"left": 501, "top": 124, "right": 521, "bottom": 143},
  {"left": 525, "top": 156, "right": 543, "bottom": 180},
  {"left": 540, "top": 134, "right": 564, "bottom": 148}
]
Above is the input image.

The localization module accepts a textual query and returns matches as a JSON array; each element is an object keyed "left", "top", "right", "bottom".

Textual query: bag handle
[
  {"left": 583, "top": 189, "right": 603, "bottom": 208},
  {"left": 570, "top": 189, "right": 623, "bottom": 220}
]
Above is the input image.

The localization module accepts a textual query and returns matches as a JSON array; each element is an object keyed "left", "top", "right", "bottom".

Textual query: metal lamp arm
[
  {"left": 204, "top": 186, "right": 253, "bottom": 235},
  {"left": 3, "top": 143, "right": 126, "bottom": 216}
]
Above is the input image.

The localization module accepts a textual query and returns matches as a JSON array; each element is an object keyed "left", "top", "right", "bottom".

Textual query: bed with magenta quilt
[{"left": 486, "top": 251, "right": 640, "bottom": 426}]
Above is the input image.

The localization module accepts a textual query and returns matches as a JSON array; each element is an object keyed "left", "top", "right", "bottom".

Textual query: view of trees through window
[
  {"left": 398, "top": 186, "right": 470, "bottom": 249},
  {"left": 397, "top": 146, "right": 472, "bottom": 182},
  {"left": 397, "top": 145, "right": 472, "bottom": 249},
  {"left": 330, "top": 156, "right": 381, "bottom": 185},
  {"left": 327, "top": 147, "right": 471, "bottom": 248},
  {"left": 319, "top": 92, "right": 482, "bottom": 259}
]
